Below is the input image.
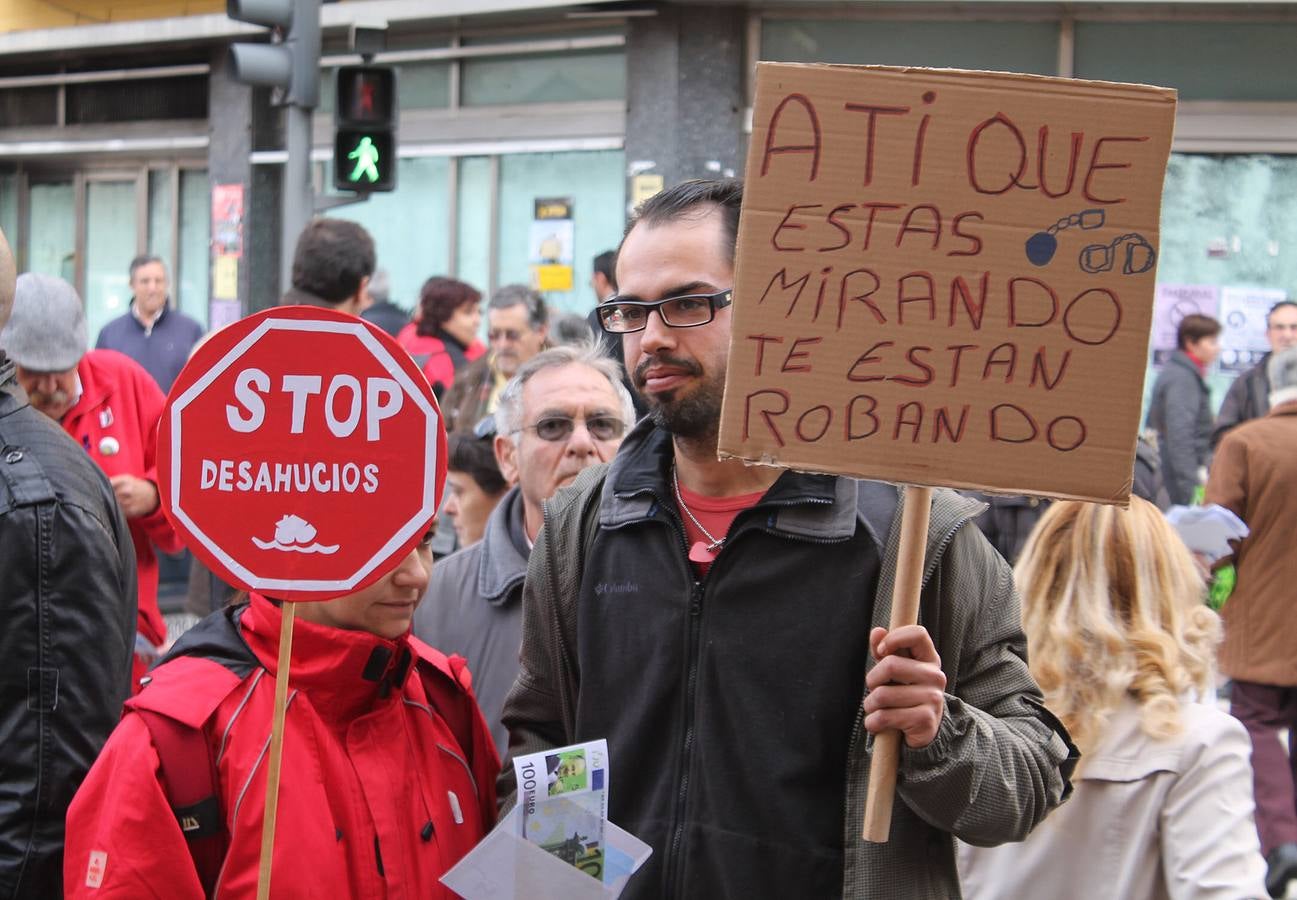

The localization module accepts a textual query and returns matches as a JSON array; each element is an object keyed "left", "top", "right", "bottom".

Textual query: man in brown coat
[{"left": 1206, "top": 345, "right": 1297, "bottom": 898}]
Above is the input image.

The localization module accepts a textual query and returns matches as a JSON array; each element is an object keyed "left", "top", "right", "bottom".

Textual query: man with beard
[
  {"left": 414, "top": 342, "right": 633, "bottom": 755},
  {"left": 499, "top": 179, "right": 1075, "bottom": 899}
]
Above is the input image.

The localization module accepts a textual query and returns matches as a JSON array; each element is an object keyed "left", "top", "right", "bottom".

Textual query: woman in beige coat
[{"left": 959, "top": 498, "right": 1267, "bottom": 900}]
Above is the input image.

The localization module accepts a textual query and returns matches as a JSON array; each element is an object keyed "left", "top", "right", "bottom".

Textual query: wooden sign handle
[
  {"left": 862, "top": 485, "right": 932, "bottom": 843},
  {"left": 257, "top": 601, "right": 296, "bottom": 900}
]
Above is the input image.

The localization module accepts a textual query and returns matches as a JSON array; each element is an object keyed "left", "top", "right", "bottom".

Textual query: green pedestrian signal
[
  {"left": 334, "top": 130, "right": 394, "bottom": 192},
  {"left": 333, "top": 66, "right": 397, "bottom": 192},
  {"left": 347, "top": 135, "right": 381, "bottom": 183}
]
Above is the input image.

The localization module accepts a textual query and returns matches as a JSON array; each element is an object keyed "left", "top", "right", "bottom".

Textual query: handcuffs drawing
[{"left": 1025, "top": 208, "right": 1156, "bottom": 275}]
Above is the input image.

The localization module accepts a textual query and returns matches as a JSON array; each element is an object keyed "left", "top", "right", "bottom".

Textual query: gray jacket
[
  {"left": 413, "top": 486, "right": 527, "bottom": 757},
  {"left": 1146, "top": 350, "right": 1214, "bottom": 505},
  {"left": 501, "top": 446, "right": 1076, "bottom": 898},
  {"left": 1212, "top": 354, "right": 1270, "bottom": 449}
]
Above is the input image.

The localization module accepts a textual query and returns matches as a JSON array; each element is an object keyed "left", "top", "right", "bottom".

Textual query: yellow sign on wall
[
  {"left": 2, "top": 0, "right": 222, "bottom": 33},
  {"left": 531, "top": 264, "right": 573, "bottom": 292}
]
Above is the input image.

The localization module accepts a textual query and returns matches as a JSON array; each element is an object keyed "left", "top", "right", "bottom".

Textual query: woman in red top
[
  {"left": 396, "top": 278, "right": 485, "bottom": 398},
  {"left": 65, "top": 533, "right": 500, "bottom": 899}
]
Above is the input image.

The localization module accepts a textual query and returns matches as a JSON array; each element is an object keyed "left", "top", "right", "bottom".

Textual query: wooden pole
[
  {"left": 862, "top": 485, "right": 933, "bottom": 843},
  {"left": 256, "top": 600, "right": 296, "bottom": 900}
]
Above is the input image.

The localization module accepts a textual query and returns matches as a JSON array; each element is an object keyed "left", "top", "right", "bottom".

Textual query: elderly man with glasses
[
  {"left": 440, "top": 283, "right": 550, "bottom": 433},
  {"left": 413, "top": 341, "right": 633, "bottom": 754},
  {"left": 1213, "top": 300, "right": 1297, "bottom": 448}
]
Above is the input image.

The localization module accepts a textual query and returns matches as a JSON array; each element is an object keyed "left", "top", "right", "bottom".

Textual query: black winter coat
[
  {"left": 0, "top": 355, "right": 136, "bottom": 899},
  {"left": 1212, "top": 354, "right": 1270, "bottom": 449}
]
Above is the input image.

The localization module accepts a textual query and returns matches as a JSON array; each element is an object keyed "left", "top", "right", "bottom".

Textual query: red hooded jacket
[
  {"left": 62, "top": 349, "right": 182, "bottom": 669},
  {"left": 65, "top": 594, "right": 500, "bottom": 898},
  {"left": 396, "top": 323, "right": 485, "bottom": 397}
]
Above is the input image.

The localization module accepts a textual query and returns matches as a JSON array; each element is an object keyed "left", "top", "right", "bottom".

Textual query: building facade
[{"left": 0, "top": 0, "right": 1293, "bottom": 408}]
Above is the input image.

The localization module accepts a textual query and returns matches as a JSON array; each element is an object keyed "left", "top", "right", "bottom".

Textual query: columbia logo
[
  {"left": 180, "top": 815, "right": 201, "bottom": 833},
  {"left": 595, "top": 582, "right": 639, "bottom": 595}
]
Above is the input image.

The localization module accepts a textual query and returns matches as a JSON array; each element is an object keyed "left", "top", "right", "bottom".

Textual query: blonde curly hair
[{"left": 1014, "top": 497, "right": 1221, "bottom": 756}]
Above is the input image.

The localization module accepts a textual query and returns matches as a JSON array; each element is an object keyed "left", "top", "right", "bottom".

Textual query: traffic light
[
  {"left": 333, "top": 66, "right": 397, "bottom": 193},
  {"left": 226, "top": 0, "right": 321, "bottom": 108}
]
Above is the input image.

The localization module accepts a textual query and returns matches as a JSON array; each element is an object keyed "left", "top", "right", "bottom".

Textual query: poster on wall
[
  {"left": 210, "top": 183, "right": 244, "bottom": 330},
  {"left": 631, "top": 174, "right": 664, "bottom": 208},
  {"left": 1150, "top": 284, "right": 1219, "bottom": 366},
  {"left": 718, "top": 63, "right": 1177, "bottom": 504},
  {"left": 1218, "top": 286, "right": 1286, "bottom": 372},
  {"left": 529, "top": 197, "right": 575, "bottom": 292}
]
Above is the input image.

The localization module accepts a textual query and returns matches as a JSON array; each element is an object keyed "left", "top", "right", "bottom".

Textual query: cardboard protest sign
[
  {"left": 158, "top": 306, "right": 446, "bottom": 601},
  {"left": 718, "top": 64, "right": 1177, "bottom": 504}
]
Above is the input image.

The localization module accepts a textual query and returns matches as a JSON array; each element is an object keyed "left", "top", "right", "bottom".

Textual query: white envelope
[
  {"left": 1166, "top": 504, "right": 1249, "bottom": 564},
  {"left": 440, "top": 805, "right": 652, "bottom": 899}
]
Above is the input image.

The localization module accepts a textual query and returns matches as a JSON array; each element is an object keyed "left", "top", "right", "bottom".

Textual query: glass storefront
[
  {"left": 324, "top": 149, "right": 626, "bottom": 322},
  {"left": 6, "top": 163, "right": 212, "bottom": 346},
  {"left": 1151, "top": 153, "right": 1297, "bottom": 408},
  {"left": 26, "top": 179, "right": 75, "bottom": 283},
  {"left": 84, "top": 177, "right": 137, "bottom": 342}
]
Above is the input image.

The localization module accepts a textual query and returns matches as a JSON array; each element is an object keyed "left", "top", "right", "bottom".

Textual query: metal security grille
[
  {"left": 66, "top": 75, "right": 208, "bottom": 124},
  {"left": 0, "top": 86, "right": 58, "bottom": 127}
]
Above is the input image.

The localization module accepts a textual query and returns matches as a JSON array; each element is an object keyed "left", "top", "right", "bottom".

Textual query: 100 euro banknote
[{"left": 514, "top": 739, "right": 610, "bottom": 880}]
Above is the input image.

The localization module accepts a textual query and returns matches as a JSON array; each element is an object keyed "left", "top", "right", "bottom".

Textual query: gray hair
[
  {"left": 552, "top": 312, "right": 593, "bottom": 346},
  {"left": 488, "top": 283, "right": 548, "bottom": 329},
  {"left": 1268, "top": 346, "right": 1297, "bottom": 407},
  {"left": 495, "top": 340, "right": 636, "bottom": 443}
]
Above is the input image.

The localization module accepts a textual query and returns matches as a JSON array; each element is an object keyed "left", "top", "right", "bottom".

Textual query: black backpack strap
[{"left": 137, "top": 710, "right": 226, "bottom": 898}]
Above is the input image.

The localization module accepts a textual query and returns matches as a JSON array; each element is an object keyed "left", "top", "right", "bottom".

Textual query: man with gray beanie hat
[
  {"left": 0, "top": 231, "right": 136, "bottom": 896},
  {"left": 0, "top": 272, "right": 182, "bottom": 691},
  {"left": 1207, "top": 345, "right": 1297, "bottom": 897}
]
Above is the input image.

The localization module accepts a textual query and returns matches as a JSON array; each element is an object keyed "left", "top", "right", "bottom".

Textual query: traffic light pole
[
  {"left": 230, "top": 3, "right": 390, "bottom": 291},
  {"left": 281, "top": 103, "right": 313, "bottom": 292}
]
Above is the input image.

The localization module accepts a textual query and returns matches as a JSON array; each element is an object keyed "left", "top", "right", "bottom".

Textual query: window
[
  {"left": 461, "top": 49, "right": 626, "bottom": 105},
  {"left": 761, "top": 19, "right": 1059, "bottom": 76},
  {"left": 325, "top": 156, "right": 453, "bottom": 309},
  {"left": 1074, "top": 23, "right": 1297, "bottom": 101}
]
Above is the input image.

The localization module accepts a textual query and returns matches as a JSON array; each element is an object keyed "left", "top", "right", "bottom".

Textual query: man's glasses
[
  {"left": 515, "top": 414, "right": 626, "bottom": 442},
  {"left": 489, "top": 328, "right": 525, "bottom": 342},
  {"left": 597, "top": 288, "right": 732, "bottom": 335}
]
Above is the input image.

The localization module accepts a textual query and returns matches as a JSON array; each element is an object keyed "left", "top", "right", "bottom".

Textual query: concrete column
[
  {"left": 210, "top": 51, "right": 286, "bottom": 314},
  {"left": 206, "top": 47, "right": 256, "bottom": 316},
  {"left": 624, "top": 5, "right": 747, "bottom": 213}
]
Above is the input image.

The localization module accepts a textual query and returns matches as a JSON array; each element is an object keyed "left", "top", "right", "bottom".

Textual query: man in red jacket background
[{"left": 0, "top": 272, "right": 182, "bottom": 686}]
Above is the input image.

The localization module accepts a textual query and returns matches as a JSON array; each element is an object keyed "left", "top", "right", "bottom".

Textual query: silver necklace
[{"left": 672, "top": 464, "right": 725, "bottom": 554}]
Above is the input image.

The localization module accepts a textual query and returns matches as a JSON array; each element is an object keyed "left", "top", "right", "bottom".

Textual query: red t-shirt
[{"left": 675, "top": 481, "right": 766, "bottom": 578}]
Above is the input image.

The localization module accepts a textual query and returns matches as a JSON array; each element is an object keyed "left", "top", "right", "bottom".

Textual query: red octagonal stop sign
[{"left": 158, "top": 306, "right": 445, "bottom": 602}]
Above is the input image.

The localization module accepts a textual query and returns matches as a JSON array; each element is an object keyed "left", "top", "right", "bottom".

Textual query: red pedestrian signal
[{"left": 334, "top": 66, "right": 397, "bottom": 192}]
